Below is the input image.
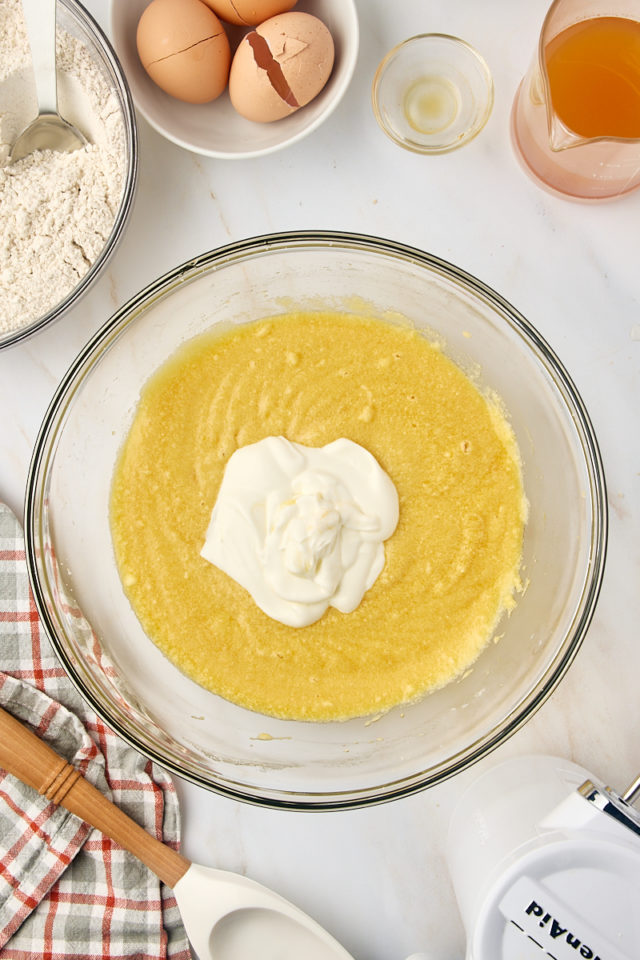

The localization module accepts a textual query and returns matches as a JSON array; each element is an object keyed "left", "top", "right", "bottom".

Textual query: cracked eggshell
[
  {"left": 229, "top": 11, "right": 334, "bottom": 122},
  {"left": 136, "top": 0, "right": 231, "bottom": 103},
  {"left": 201, "top": 0, "right": 297, "bottom": 27}
]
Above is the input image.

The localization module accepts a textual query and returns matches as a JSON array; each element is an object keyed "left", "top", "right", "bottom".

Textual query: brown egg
[
  {"left": 201, "top": 0, "right": 297, "bottom": 27},
  {"left": 229, "top": 12, "right": 334, "bottom": 122},
  {"left": 137, "top": 0, "right": 230, "bottom": 103}
]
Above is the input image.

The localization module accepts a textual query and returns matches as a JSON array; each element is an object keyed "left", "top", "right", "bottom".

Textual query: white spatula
[{"left": 0, "top": 704, "right": 355, "bottom": 960}]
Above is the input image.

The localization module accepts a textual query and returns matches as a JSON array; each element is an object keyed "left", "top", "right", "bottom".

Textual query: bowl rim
[
  {"left": 109, "top": 0, "right": 360, "bottom": 160},
  {"left": 24, "top": 230, "right": 608, "bottom": 810},
  {"left": 0, "top": 0, "right": 139, "bottom": 351}
]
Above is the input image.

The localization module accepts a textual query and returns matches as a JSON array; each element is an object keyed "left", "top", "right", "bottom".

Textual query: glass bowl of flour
[{"left": 0, "top": 0, "right": 137, "bottom": 349}]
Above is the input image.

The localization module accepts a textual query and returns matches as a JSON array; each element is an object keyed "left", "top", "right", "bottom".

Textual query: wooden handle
[{"left": 0, "top": 704, "right": 190, "bottom": 888}]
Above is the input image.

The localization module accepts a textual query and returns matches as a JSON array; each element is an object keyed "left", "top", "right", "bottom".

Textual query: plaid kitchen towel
[{"left": 0, "top": 503, "right": 192, "bottom": 960}]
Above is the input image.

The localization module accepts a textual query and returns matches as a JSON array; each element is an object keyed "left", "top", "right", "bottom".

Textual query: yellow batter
[{"left": 110, "top": 312, "right": 526, "bottom": 721}]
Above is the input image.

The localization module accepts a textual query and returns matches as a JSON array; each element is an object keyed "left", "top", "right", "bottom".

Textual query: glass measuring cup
[{"left": 511, "top": 0, "right": 640, "bottom": 201}]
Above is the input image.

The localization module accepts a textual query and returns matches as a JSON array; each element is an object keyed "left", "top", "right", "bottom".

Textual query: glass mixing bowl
[
  {"left": 25, "top": 232, "right": 607, "bottom": 810},
  {"left": 0, "top": 0, "right": 137, "bottom": 350}
]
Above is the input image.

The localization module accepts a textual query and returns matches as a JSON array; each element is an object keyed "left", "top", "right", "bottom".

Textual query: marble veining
[{"left": 0, "top": 1, "right": 638, "bottom": 958}]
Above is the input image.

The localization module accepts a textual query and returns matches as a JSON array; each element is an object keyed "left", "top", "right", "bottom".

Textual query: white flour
[{"left": 0, "top": 0, "right": 127, "bottom": 335}]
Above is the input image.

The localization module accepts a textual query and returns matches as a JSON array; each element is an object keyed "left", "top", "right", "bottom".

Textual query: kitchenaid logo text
[{"left": 526, "top": 901, "right": 602, "bottom": 959}]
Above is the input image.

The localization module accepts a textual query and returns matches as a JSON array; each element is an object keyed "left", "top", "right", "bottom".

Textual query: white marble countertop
[{"left": 1, "top": 1, "right": 639, "bottom": 958}]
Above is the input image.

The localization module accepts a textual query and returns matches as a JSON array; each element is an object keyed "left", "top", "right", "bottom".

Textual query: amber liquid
[{"left": 544, "top": 16, "right": 640, "bottom": 139}]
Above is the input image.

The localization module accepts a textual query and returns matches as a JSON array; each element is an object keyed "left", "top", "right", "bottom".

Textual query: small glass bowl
[{"left": 372, "top": 34, "right": 494, "bottom": 154}]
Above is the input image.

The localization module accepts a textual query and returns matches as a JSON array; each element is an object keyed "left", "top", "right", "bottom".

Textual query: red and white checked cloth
[{"left": 0, "top": 503, "right": 192, "bottom": 960}]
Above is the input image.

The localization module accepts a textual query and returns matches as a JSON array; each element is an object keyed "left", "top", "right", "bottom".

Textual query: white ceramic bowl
[
  {"left": 25, "top": 232, "right": 607, "bottom": 811},
  {"left": 109, "top": 0, "right": 358, "bottom": 159}
]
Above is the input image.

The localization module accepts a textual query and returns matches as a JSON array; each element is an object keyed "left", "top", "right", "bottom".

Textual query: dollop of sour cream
[{"left": 201, "top": 437, "right": 399, "bottom": 627}]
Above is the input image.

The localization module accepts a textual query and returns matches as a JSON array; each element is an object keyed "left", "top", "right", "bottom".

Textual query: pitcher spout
[{"left": 548, "top": 112, "right": 588, "bottom": 152}]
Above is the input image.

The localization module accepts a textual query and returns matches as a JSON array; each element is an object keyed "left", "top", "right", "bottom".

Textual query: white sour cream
[{"left": 201, "top": 436, "right": 399, "bottom": 627}]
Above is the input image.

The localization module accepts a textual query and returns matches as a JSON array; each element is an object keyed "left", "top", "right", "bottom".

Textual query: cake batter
[{"left": 110, "top": 311, "right": 526, "bottom": 721}]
